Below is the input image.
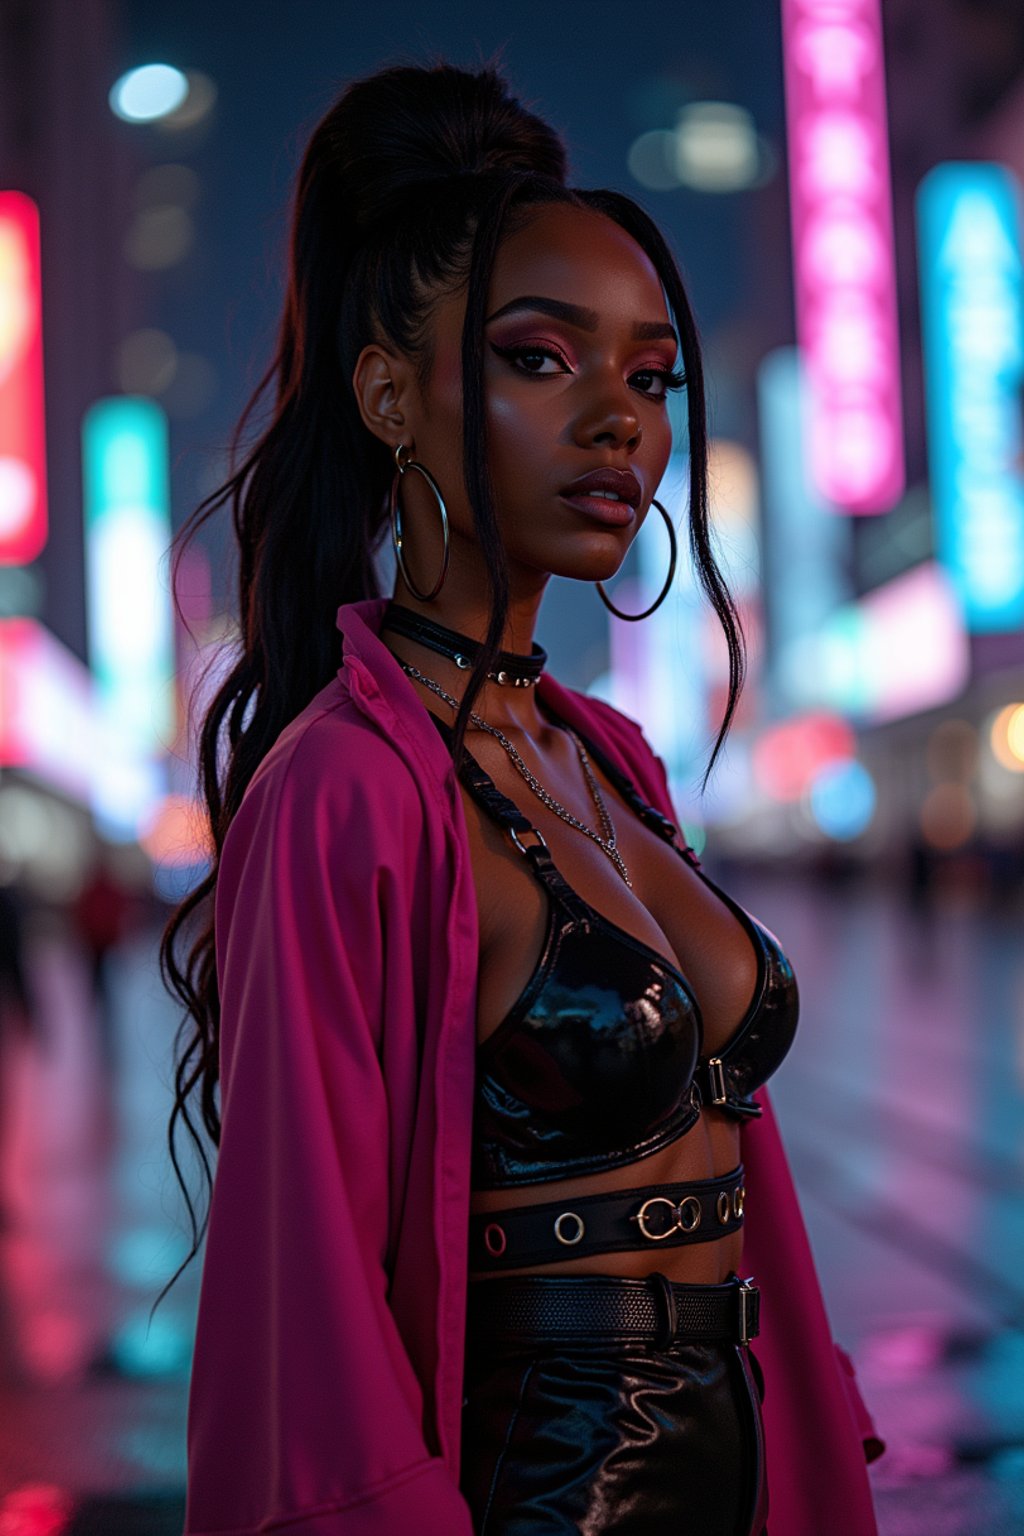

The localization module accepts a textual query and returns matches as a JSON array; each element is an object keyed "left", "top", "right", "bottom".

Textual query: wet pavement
[
  {"left": 749, "top": 870, "right": 1024, "bottom": 1536},
  {"left": 0, "top": 919, "right": 198, "bottom": 1533},
  {"left": 0, "top": 873, "right": 1021, "bottom": 1534}
]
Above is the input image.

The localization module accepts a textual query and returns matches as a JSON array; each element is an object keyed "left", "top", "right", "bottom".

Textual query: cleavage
[{"left": 466, "top": 774, "right": 759, "bottom": 1058}]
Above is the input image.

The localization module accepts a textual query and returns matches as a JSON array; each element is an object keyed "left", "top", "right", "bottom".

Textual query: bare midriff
[{"left": 467, "top": 1111, "right": 743, "bottom": 1283}]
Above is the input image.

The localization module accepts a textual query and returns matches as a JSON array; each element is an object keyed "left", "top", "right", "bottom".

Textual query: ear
[{"left": 351, "top": 343, "right": 419, "bottom": 451}]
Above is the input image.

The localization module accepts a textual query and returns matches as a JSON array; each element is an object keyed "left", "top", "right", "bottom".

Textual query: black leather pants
[{"left": 460, "top": 1281, "right": 768, "bottom": 1536}]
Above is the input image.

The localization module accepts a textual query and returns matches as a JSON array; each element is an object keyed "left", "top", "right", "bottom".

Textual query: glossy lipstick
[{"left": 560, "top": 467, "right": 641, "bottom": 527}]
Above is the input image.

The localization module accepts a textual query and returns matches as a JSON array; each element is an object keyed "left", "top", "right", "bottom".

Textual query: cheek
[
  {"left": 643, "top": 415, "right": 674, "bottom": 480},
  {"left": 487, "top": 384, "right": 560, "bottom": 465}
]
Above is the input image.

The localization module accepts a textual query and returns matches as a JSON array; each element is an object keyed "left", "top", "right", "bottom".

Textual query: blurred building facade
[{"left": 0, "top": 0, "right": 136, "bottom": 659}]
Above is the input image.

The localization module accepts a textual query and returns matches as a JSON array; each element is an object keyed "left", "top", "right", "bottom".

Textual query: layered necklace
[{"left": 383, "top": 603, "right": 632, "bottom": 887}]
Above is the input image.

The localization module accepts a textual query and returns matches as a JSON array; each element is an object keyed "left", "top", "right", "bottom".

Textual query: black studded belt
[
  {"left": 468, "top": 1165, "right": 745, "bottom": 1272},
  {"left": 466, "top": 1271, "right": 761, "bottom": 1350}
]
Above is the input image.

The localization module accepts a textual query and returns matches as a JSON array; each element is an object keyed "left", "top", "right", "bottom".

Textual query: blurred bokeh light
[
  {"left": 109, "top": 63, "right": 189, "bottom": 124},
  {"left": 628, "top": 101, "right": 771, "bottom": 193},
  {"left": 990, "top": 703, "right": 1024, "bottom": 772},
  {"left": 123, "top": 204, "right": 195, "bottom": 270}
]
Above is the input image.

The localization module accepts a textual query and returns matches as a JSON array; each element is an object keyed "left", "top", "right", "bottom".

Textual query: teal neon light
[
  {"left": 82, "top": 396, "right": 175, "bottom": 753},
  {"left": 917, "top": 163, "right": 1024, "bottom": 631}
]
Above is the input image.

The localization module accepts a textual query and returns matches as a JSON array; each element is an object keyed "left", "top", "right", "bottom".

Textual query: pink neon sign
[
  {"left": 781, "top": 0, "right": 905, "bottom": 513},
  {"left": 0, "top": 617, "right": 97, "bottom": 800},
  {"left": 0, "top": 193, "right": 47, "bottom": 562},
  {"left": 859, "top": 562, "right": 968, "bottom": 723}
]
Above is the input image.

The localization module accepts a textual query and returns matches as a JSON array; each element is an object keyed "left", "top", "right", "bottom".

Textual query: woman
[{"left": 164, "top": 62, "right": 882, "bottom": 1535}]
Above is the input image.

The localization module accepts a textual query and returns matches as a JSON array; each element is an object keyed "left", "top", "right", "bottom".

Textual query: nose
[{"left": 573, "top": 383, "right": 643, "bottom": 452}]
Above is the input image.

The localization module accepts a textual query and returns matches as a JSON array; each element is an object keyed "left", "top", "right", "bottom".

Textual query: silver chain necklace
[{"left": 399, "top": 659, "right": 633, "bottom": 887}]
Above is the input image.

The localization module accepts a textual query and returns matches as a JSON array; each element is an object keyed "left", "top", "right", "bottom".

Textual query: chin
[{"left": 516, "top": 528, "right": 633, "bottom": 587}]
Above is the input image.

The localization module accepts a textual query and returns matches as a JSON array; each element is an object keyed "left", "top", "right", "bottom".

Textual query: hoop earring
[
  {"left": 389, "top": 443, "right": 450, "bottom": 602},
  {"left": 596, "top": 498, "right": 678, "bottom": 620}
]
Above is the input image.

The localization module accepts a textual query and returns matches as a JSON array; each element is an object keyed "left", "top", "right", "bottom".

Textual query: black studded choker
[{"left": 382, "top": 602, "right": 547, "bottom": 688}]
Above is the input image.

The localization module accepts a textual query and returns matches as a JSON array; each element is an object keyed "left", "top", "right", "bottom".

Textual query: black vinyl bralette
[{"left": 428, "top": 705, "right": 799, "bottom": 1191}]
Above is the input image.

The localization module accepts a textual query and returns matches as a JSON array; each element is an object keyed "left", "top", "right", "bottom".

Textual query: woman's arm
[{"left": 184, "top": 705, "right": 475, "bottom": 1535}]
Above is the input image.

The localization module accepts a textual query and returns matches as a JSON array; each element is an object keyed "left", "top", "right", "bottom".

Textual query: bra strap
[
  {"left": 428, "top": 711, "right": 594, "bottom": 926},
  {"left": 428, "top": 711, "right": 531, "bottom": 835}
]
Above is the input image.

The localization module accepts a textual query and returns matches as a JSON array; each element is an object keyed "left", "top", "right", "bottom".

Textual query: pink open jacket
[{"left": 184, "top": 596, "right": 881, "bottom": 1535}]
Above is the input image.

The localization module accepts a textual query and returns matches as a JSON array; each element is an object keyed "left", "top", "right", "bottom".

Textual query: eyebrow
[{"left": 485, "top": 295, "right": 678, "bottom": 344}]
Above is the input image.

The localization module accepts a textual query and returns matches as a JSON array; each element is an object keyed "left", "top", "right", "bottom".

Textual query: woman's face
[{"left": 413, "top": 201, "right": 681, "bottom": 593}]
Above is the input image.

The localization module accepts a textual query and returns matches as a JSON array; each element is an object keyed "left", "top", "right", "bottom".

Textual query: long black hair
[{"left": 154, "top": 60, "right": 744, "bottom": 1315}]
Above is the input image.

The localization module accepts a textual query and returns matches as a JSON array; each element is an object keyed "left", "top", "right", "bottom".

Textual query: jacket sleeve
[{"left": 184, "top": 711, "right": 475, "bottom": 1535}]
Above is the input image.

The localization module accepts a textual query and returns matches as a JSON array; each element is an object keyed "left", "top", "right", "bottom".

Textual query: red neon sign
[{"left": 0, "top": 193, "right": 47, "bottom": 563}]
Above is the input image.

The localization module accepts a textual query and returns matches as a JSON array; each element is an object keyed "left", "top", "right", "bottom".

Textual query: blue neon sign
[
  {"left": 917, "top": 163, "right": 1024, "bottom": 631},
  {"left": 756, "top": 348, "right": 852, "bottom": 712}
]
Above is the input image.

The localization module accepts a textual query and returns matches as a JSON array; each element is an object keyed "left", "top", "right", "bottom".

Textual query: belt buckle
[{"left": 737, "top": 1275, "right": 759, "bottom": 1345}]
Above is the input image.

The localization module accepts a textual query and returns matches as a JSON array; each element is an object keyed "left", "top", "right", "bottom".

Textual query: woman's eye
[
  {"left": 493, "top": 344, "right": 570, "bottom": 376},
  {"left": 491, "top": 343, "right": 686, "bottom": 398},
  {"left": 631, "top": 367, "right": 686, "bottom": 400}
]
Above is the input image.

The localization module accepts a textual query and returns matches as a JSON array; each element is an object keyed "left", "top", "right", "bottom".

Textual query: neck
[
  {"left": 391, "top": 580, "right": 545, "bottom": 652},
  {"left": 381, "top": 580, "right": 551, "bottom": 733}
]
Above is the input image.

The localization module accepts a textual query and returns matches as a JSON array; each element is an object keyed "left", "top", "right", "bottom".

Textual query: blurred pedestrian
[
  {"left": 0, "top": 882, "right": 36, "bottom": 1228},
  {"left": 0, "top": 884, "right": 33, "bottom": 1041},
  {"left": 72, "top": 851, "right": 134, "bottom": 1070}
]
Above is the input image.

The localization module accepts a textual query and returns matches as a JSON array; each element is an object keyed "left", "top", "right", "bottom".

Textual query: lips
[{"left": 560, "top": 468, "right": 642, "bottom": 509}]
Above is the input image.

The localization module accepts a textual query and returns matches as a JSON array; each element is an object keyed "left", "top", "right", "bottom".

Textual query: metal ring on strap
[
  {"left": 632, "top": 1194, "right": 703, "bottom": 1241},
  {"left": 509, "top": 825, "right": 548, "bottom": 855},
  {"left": 553, "top": 1211, "right": 585, "bottom": 1246}
]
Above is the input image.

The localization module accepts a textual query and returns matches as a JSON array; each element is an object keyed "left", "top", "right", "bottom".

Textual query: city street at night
[{"left": 0, "top": 869, "right": 1021, "bottom": 1533}]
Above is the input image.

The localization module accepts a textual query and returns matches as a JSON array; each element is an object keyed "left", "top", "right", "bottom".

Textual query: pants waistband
[{"left": 466, "top": 1271, "right": 760, "bottom": 1351}]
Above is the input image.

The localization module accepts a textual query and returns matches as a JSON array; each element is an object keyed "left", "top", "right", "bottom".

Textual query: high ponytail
[{"left": 155, "top": 61, "right": 743, "bottom": 1314}]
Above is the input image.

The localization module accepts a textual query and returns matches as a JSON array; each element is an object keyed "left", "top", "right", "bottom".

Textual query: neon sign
[
  {"left": 0, "top": 618, "right": 96, "bottom": 800},
  {"left": 82, "top": 396, "right": 176, "bottom": 760},
  {"left": 822, "top": 562, "right": 969, "bottom": 722},
  {"left": 917, "top": 163, "right": 1024, "bottom": 631},
  {"left": 0, "top": 193, "right": 47, "bottom": 563},
  {"left": 757, "top": 348, "right": 852, "bottom": 710},
  {"left": 0, "top": 615, "right": 165, "bottom": 833},
  {"left": 781, "top": 0, "right": 904, "bottom": 513}
]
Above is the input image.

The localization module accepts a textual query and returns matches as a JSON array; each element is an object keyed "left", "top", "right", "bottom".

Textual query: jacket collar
[{"left": 334, "top": 597, "right": 458, "bottom": 788}]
